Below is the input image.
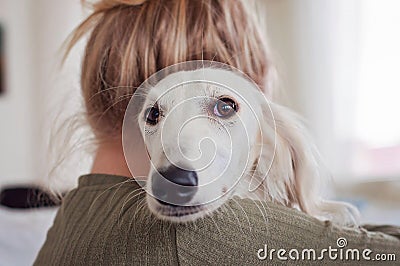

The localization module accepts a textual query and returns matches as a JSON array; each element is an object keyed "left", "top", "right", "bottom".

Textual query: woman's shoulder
[
  {"left": 176, "top": 197, "right": 400, "bottom": 264},
  {"left": 35, "top": 173, "right": 178, "bottom": 265},
  {"left": 35, "top": 174, "right": 400, "bottom": 265}
]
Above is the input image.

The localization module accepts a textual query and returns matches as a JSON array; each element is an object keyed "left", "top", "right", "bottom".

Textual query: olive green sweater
[{"left": 34, "top": 174, "right": 399, "bottom": 265}]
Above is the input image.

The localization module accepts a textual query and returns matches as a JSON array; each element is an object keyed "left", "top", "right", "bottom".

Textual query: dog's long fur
[
  {"left": 253, "top": 103, "right": 358, "bottom": 225},
  {"left": 134, "top": 66, "right": 359, "bottom": 226}
]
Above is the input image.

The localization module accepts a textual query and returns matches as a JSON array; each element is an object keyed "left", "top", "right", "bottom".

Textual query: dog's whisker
[
  {"left": 95, "top": 95, "right": 137, "bottom": 126},
  {"left": 208, "top": 212, "right": 222, "bottom": 235},
  {"left": 118, "top": 91, "right": 149, "bottom": 99},
  {"left": 88, "top": 85, "right": 140, "bottom": 102},
  {"left": 126, "top": 197, "right": 147, "bottom": 232},
  {"left": 240, "top": 178, "right": 270, "bottom": 226},
  {"left": 209, "top": 52, "right": 219, "bottom": 67},
  {"left": 109, "top": 181, "right": 142, "bottom": 209},
  {"left": 145, "top": 213, "right": 160, "bottom": 236},
  {"left": 88, "top": 179, "right": 135, "bottom": 215},
  {"left": 244, "top": 172, "right": 269, "bottom": 199},
  {"left": 128, "top": 197, "right": 147, "bottom": 225},
  {"left": 118, "top": 189, "right": 145, "bottom": 213},
  {"left": 117, "top": 193, "right": 142, "bottom": 229},
  {"left": 222, "top": 203, "right": 246, "bottom": 234},
  {"left": 129, "top": 202, "right": 149, "bottom": 231},
  {"left": 231, "top": 197, "right": 252, "bottom": 230},
  {"left": 118, "top": 190, "right": 146, "bottom": 227},
  {"left": 134, "top": 200, "right": 148, "bottom": 226},
  {"left": 132, "top": 196, "right": 147, "bottom": 218},
  {"left": 250, "top": 197, "right": 269, "bottom": 227}
]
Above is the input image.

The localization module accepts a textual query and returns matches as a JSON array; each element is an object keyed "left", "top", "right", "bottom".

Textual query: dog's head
[
  {"left": 136, "top": 67, "right": 270, "bottom": 222},
  {"left": 124, "top": 62, "right": 359, "bottom": 225}
]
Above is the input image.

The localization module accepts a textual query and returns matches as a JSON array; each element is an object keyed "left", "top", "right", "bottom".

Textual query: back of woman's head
[{"left": 66, "top": 0, "right": 273, "bottom": 142}]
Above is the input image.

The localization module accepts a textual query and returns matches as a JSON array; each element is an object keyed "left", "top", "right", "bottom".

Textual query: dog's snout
[{"left": 151, "top": 166, "right": 198, "bottom": 206}]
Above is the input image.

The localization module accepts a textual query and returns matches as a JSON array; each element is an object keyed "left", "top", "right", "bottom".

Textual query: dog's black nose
[{"left": 151, "top": 165, "right": 198, "bottom": 206}]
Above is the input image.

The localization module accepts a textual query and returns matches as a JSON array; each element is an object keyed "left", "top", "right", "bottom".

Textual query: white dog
[{"left": 130, "top": 63, "right": 358, "bottom": 225}]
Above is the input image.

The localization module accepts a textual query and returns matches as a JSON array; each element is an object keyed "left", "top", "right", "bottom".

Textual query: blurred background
[
  {"left": 0, "top": 0, "right": 399, "bottom": 265},
  {"left": 263, "top": 0, "right": 400, "bottom": 226}
]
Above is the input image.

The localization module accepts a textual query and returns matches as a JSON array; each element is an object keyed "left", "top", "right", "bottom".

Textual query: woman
[{"left": 35, "top": 0, "right": 399, "bottom": 265}]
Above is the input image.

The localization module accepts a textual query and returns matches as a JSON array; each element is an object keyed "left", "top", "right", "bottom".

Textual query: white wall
[
  {"left": 0, "top": 0, "right": 86, "bottom": 187},
  {"left": 0, "top": 0, "right": 36, "bottom": 186},
  {"left": 262, "top": 0, "right": 361, "bottom": 180}
]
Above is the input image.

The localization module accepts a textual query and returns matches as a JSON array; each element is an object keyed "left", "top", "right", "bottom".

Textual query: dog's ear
[{"left": 252, "top": 102, "right": 359, "bottom": 226}]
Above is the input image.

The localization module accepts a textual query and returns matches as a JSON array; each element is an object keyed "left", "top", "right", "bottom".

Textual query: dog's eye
[
  {"left": 144, "top": 105, "right": 160, "bottom": 125},
  {"left": 213, "top": 98, "right": 237, "bottom": 118}
]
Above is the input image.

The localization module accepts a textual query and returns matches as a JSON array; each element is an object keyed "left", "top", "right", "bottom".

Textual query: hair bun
[{"left": 85, "top": 0, "right": 149, "bottom": 13}]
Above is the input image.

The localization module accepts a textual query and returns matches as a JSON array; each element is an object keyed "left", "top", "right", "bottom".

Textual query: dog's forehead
[
  {"left": 147, "top": 83, "right": 224, "bottom": 103},
  {"left": 144, "top": 68, "right": 258, "bottom": 106}
]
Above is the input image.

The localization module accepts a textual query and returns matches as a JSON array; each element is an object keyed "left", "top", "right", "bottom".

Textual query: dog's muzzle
[{"left": 151, "top": 165, "right": 198, "bottom": 206}]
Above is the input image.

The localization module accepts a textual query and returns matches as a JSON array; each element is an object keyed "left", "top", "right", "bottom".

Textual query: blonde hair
[{"left": 65, "top": 0, "right": 273, "bottom": 141}]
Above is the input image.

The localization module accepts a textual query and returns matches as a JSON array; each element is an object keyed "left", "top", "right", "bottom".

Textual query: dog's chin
[{"left": 147, "top": 197, "right": 225, "bottom": 223}]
